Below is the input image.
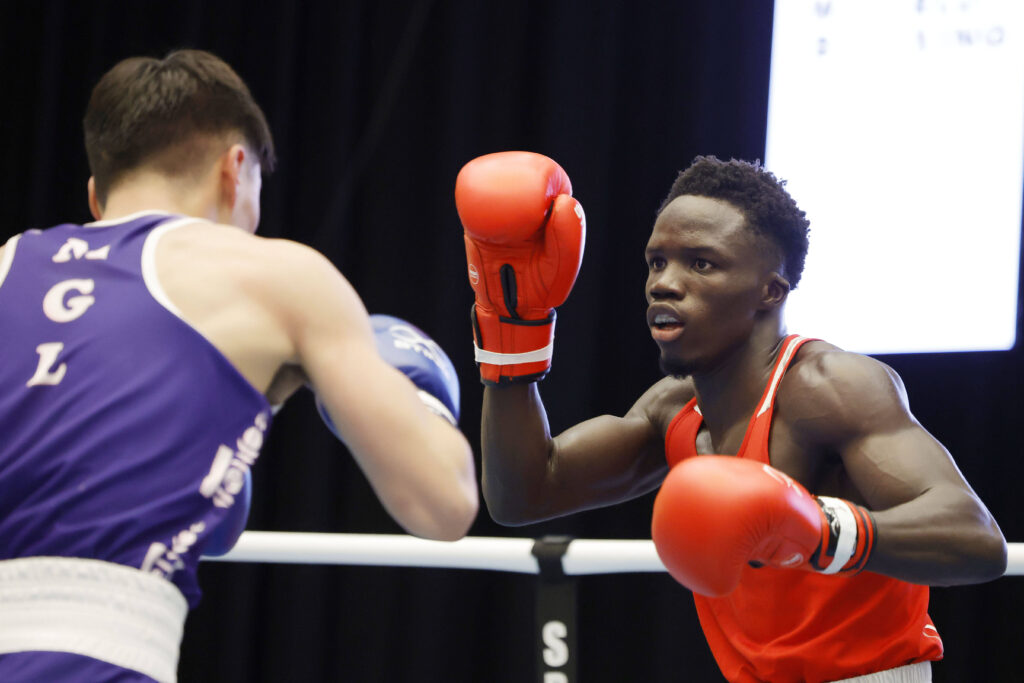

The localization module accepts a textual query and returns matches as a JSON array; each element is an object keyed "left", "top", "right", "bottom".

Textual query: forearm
[
  {"left": 481, "top": 383, "right": 559, "bottom": 525},
  {"left": 866, "top": 485, "right": 1007, "bottom": 585}
]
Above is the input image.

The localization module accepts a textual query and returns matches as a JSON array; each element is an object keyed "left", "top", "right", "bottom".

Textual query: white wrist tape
[
  {"left": 473, "top": 342, "right": 553, "bottom": 366},
  {"left": 816, "top": 496, "right": 858, "bottom": 575}
]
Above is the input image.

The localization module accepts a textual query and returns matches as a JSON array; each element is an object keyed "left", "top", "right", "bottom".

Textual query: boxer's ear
[
  {"left": 759, "top": 272, "right": 790, "bottom": 310},
  {"left": 87, "top": 177, "right": 102, "bottom": 220}
]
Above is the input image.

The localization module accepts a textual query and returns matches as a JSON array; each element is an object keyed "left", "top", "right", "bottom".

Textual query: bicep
[
  {"left": 840, "top": 418, "right": 974, "bottom": 510},
  {"left": 806, "top": 355, "right": 977, "bottom": 508},
  {"left": 817, "top": 358, "right": 1007, "bottom": 581}
]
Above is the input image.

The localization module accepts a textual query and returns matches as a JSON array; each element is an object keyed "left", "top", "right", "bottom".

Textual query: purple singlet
[{"left": 0, "top": 211, "right": 271, "bottom": 607}]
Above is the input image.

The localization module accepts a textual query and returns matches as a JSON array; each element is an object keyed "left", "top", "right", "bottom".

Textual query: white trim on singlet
[
  {"left": 0, "top": 234, "right": 21, "bottom": 292},
  {"left": 0, "top": 556, "right": 187, "bottom": 683},
  {"left": 137, "top": 215, "right": 272, "bottom": 405},
  {"left": 755, "top": 335, "right": 810, "bottom": 417},
  {"left": 831, "top": 661, "right": 931, "bottom": 682},
  {"left": 84, "top": 210, "right": 175, "bottom": 228},
  {"left": 140, "top": 217, "right": 209, "bottom": 321}
]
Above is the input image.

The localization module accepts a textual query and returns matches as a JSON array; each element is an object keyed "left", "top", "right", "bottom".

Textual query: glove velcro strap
[
  {"left": 472, "top": 305, "right": 556, "bottom": 384},
  {"left": 473, "top": 343, "right": 553, "bottom": 365},
  {"left": 811, "top": 496, "right": 877, "bottom": 575},
  {"left": 417, "top": 389, "right": 458, "bottom": 427}
]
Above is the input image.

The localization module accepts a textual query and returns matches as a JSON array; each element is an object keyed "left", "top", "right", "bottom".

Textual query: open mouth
[
  {"left": 650, "top": 313, "right": 684, "bottom": 340},
  {"left": 651, "top": 313, "right": 683, "bottom": 329}
]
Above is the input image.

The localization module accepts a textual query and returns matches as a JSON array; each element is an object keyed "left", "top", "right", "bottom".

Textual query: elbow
[
  {"left": 393, "top": 461, "right": 480, "bottom": 542},
  {"left": 403, "top": 490, "right": 478, "bottom": 542},
  {"left": 424, "top": 438, "right": 480, "bottom": 541},
  {"left": 937, "top": 492, "right": 1009, "bottom": 584},
  {"left": 484, "top": 504, "right": 535, "bottom": 528},
  {"left": 968, "top": 503, "right": 1009, "bottom": 582},
  {"left": 991, "top": 540, "right": 1009, "bottom": 581},
  {"left": 425, "top": 465, "right": 481, "bottom": 541},
  {"left": 435, "top": 493, "right": 480, "bottom": 542},
  {"left": 975, "top": 526, "right": 1008, "bottom": 582},
  {"left": 482, "top": 480, "right": 544, "bottom": 528},
  {"left": 949, "top": 515, "right": 1008, "bottom": 584}
]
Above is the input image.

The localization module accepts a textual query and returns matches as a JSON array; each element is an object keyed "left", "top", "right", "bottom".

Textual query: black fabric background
[{"left": 1, "top": 2, "right": 1020, "bottom": 681}]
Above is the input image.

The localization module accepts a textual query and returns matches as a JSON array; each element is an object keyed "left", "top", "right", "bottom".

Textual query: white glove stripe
[
  {"left": 817, "top": 496, "right": 858, "bottom": 575},
  {"left": 474, "top": 342, "right": 553, "bottom": 365},
  {"left": 417, "top": 390, "right": 457, "bottom": 427}
]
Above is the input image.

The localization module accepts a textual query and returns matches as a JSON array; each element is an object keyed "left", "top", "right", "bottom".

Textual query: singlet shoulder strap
[
  {"left": 140, "top": 216, "right": 208, "bottom": 321},
  {"left": 736, "top": 334, "right": 817, "bottom": 463},
  {"left": 0, "top": 234, "right": 22, "bottom": 291},
  {"left": 755, "top": 334, "right": 814, "bottom": 418}
]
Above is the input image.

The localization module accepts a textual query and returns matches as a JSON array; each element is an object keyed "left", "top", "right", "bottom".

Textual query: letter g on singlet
[{"left": 43, "top": 279, "right": 96, "bottom": 322}]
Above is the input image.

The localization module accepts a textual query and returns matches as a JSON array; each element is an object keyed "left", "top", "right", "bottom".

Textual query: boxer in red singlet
[{"left": 456, "top": 152, "right": 1006, "bottom": 682}]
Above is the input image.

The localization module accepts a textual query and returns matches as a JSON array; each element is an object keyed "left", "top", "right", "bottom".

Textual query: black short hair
[
  {"left": 83, "top": 49, "right": 275, "bottom": 205},
  {"left": 658, "top": 156, "right": 810, "bottom": 288}
]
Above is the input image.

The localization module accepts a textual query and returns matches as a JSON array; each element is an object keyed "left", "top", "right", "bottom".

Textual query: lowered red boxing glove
[
  {"left": 455, "top": 151, "right": 586, "bottom": 384},
  {"left": 650, "top": 455, "right": 876, "bottom": 597}
]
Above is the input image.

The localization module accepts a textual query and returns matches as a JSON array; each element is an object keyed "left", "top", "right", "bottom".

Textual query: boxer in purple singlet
[{"left": 0, "top": 50, "right": 478, "bottom": 682}]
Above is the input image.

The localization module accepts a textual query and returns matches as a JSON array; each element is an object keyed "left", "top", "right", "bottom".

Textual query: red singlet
[{"left": 663, "top": 335, "right": 943, "bottom": 683}]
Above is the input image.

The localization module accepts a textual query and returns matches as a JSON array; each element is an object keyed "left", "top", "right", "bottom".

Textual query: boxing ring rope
[
  {"left": 205, "top": 531, "right": 661, "bottom": 574},
  {"left": 204, "top": 533, "right": 1024, "bottom": 682},
  {"left": 204, "top": 531, "right": 1024, "bottom": 575}
]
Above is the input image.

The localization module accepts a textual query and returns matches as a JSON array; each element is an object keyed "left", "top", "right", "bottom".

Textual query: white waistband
[
  {"left": 832, "top": 661, "right": 931, "bottom": 683},
  {"left": 0, "top": 557, "right": 187, "bottom": 683}
]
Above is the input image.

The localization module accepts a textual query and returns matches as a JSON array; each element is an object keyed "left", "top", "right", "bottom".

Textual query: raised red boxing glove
[
  {"left": 650, "top": 455, "right": 876, "bottom": 597},
  {"left": 455, "top": 151, "right": 586, "bottom": 384}
]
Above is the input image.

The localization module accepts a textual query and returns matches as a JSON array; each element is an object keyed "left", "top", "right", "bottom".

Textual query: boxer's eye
[{"left": 647, "top": 256, "right": 666, "bottom": 270}]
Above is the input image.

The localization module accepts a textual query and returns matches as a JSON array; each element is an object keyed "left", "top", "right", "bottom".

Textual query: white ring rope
[{"left": 204, "top": 532, "right": 1024, "bottom": 577}]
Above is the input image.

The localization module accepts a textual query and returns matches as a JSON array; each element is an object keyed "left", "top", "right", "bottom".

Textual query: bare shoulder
[
  {"left": 161, "top": 223, "right": 353, "bottom": 310},
  {"left": 778, "top": 340, "right": 912, "bottom": 443},
  {"left": 627, "top": 374, "right": 697, "bottom": 438},
  {"left": 152, "top": 222, "right": 366, "bottom": 396},
  {"left": 165, "top": 222, "right": 329, "bottom": 277},
  {"left": 784, "top": 340, "right": 907, "bottom": 404}
]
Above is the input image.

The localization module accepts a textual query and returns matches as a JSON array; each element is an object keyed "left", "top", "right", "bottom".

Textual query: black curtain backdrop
[{"left": 2, "top": 2, "right": 1021, "bottom": 681}]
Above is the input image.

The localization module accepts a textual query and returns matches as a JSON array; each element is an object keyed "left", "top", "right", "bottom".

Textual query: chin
[{"left": 658, "top": 353, "right": 694, "bottom": 379}]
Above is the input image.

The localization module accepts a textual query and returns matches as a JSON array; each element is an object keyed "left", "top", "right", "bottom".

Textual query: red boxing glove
[
  {"left": 650, "top": 456, "right": 876, "bottom": 597},
  {"left": 455, "top": 151, "right": 586, "bottom": 384}
]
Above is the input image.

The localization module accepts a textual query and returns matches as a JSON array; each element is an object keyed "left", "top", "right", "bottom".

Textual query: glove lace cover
[{"left": 456, "top": 151, "right": 585, "bottom": 385}]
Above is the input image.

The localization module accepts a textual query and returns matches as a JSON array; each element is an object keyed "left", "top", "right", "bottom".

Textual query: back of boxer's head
[
  {"left": 83, "top": 49, "right": 276, "bottom": 206},
  {"left": 658, "top": 156, "right": 810, "bottom": 288}
]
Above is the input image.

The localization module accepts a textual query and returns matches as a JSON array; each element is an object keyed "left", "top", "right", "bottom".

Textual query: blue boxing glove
[
  {"left": 317, "top": 314, "right": 461, "bottom": 436},
  {"left": 370, "top": 314, "right": 461, "bottom": 425}
]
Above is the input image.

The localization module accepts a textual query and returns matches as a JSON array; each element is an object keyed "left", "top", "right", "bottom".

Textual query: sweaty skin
[{"left": 481, "top": 195, "right": 1006, "bottom": 586}]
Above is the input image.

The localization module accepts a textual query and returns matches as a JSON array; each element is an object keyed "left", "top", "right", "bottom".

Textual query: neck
[
  {"left": 690, "top": 317, "right": 787, "bottom": 436},
  {"left": 97, "top": 171, "right": 221, "bottom": 224}
]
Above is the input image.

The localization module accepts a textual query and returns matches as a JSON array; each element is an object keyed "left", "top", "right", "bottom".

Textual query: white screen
[{"left": 765, "top": 0, "right": 1024, "bottom": 353}]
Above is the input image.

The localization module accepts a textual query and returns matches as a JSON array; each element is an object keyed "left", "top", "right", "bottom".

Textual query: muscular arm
[
  {"left": 786, "top": 351, "right": 1006, "bottom": 585},
  {"left": 265, "top": 240, "right": 478, "bottom": 541},
  {"left": 482, "top": 378, "right": 680, "bottom": 526}
]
